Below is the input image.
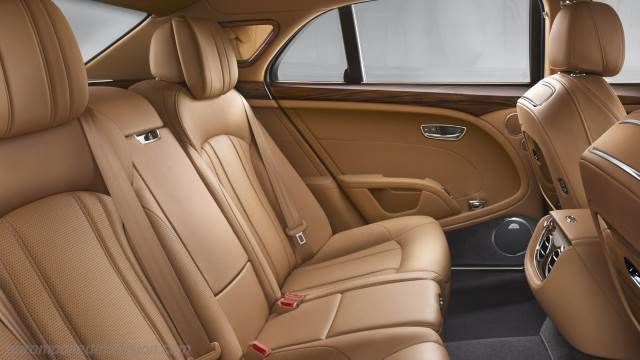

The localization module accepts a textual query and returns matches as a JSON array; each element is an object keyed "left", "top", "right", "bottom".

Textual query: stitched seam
[
  {"left": 73, "top": 193, "right": 170, "bottom": 358},
  {"left": 41, "top": 0, "right": 73, "bottom": 122},
  {"left": 186, "top": 19, "right": 214, "bottom": 98},
  {"left": 0, "top": 224, "right": 57, "bottom": 359},
  {"left": 2, "top": 217, "right": 89, "bottom": 358},
  {"left": 203, "top": 141, "right": 284, "bottom": 280},
  {"left": 18, "top": 0, "right": 54, "bottom": 127},
  {"left": 296, "top": 245, "right": 400, "bottom": 272},
  {"left": 0, "top": 53, "right": 12, "bottom": 137},
  {"left": 210, "top": 25, "right": 230, "bottom": 92},
  {"left": 225, "top": 137, "right": 296, "bottom": 267},
  {"left": 588, "top": 4, "right": 607, "bottom": 74}
]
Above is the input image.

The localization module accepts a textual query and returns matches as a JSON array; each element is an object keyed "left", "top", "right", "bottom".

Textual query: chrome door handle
[{"left": 421, "top": 124, "right": 467, "bottom": 141}]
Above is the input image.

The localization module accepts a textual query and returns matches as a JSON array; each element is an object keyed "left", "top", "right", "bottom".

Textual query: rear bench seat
[
  {"left": 131, "top": 17, "right": 451, "bottom": 299},
  {"left": 0, "top": 0, "right": 449, "bottom": 359}
]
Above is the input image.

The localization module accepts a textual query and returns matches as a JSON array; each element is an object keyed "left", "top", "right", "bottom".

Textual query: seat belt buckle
[
  {"left": 294, "top": 232, "right": 307, "bottom": 246},
  {"left": 274, "top": 298, "right": 300, "bottom": 314},
  {"left": 246, "top": 341, "right": 271, "bottom": 360}
]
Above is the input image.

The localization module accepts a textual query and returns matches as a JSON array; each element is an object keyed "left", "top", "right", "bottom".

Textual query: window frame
[
  {"left": 269, "top": 0, "right": 545, "bottom": 86},
  {"left": 85, "top": 13, "right": 150, "bottom": 64}
]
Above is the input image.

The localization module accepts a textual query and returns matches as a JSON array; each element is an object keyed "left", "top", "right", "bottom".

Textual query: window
[
  {"left": 53, "top": 0, "right": 147, "bottom": 62},
  {"left": 274, "top": 0, "right": 534, "bottom": 84},
  {"left": 601, "top": 0, "right": 640, "bottom": 83},
  {"left": 275, "top": 9, "right": 347, "bottom": 82}
]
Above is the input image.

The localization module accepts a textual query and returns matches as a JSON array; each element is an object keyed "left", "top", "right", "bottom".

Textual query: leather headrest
[
  {"left": 549, "top": 0, "right": 625, "bottom": 77},
  {"left": 0, "top": 0, "right": 88, "bottom": 139},
  {"left": 150, "top": 17, "right": 238, "bottom": 100}
]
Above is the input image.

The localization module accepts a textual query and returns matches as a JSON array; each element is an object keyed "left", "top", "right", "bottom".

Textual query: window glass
[
  {"left": 601, "top": 0, "right": 640, "bottom": 83},
  {"left": 353, "top": 0, "right": 531, "bottom": 83},
  {"left": 276, "top": 9, "right": 347, "bottom": 82},
  {"left": 53, "top": 0, "right": 147, "bottom": 62}
]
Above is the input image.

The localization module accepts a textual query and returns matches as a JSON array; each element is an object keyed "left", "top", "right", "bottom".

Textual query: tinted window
[
  {"left": 275, "top": 0, "right": 532, "bottom": 84},
  {"left": 601, "top": 0, "right": 640, "bottom": 83},
  {"left": 54, "top": 0, "right": 147, "bottom": 62},
  {"left": 276, "top": 9, "right": 347, "bottom": 82},
  {"left": 354, "top": 0, "right": 531, "bottom": 83}
]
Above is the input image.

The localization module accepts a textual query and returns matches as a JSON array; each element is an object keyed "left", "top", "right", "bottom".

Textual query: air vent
[
  {"left": 536, "top": 234, "right": 552, "bottom": 261},
  {"left": 545, "top": 249, "right": 562, "bottom": 277}
]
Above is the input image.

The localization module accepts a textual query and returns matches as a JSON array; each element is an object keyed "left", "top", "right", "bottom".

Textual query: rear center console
[
  {"left": 532, "top": 217, "right": 569, "bottom": 280},
  {"left": 525, "top": 209, "right": 640, "bottom": 359}
]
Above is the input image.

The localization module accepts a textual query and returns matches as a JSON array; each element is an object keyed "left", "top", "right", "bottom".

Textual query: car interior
[{"left": 0, "top": 0, "right": 640, "bottom": 359}]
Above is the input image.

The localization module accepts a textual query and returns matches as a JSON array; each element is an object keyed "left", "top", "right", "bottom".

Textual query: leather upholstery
[
  {"left": 517, "top": 1, "right": 626, "bottom": 209},
  {"left": 581, "top": 120, "right": 640, "bottom": 333},
  {"left": 151, "top": 17, "right": 238, "bottom": 100},
  {"left": 549, "top": 0, "right": 624, "bottom": 77},
  {"left": 0, "top": 0, "right": 88, "bottom": 139},
  {"left": 0, "top": 1, "right": 450, "bottom": 358},
  {"left": 132, "top": 16, "right": 451, "bottom": 294},
  {"left": 89, "top": 86, "right": 448, "bottom": 359}
]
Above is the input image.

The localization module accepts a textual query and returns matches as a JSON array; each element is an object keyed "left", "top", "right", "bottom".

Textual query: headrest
[
  {"left": 0, "top": 0, "right": 88, "bottom": 139},
  {"left": 150, "top": 17, "right": 238, "bottom": 100},
  {"left": 549, "top": 0, "right": 624, "bottom": 77}
]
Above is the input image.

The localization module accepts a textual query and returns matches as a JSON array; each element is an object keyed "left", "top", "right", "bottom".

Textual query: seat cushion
[{"left": 283, "top": 216, "right": 450, "bottom": 293}]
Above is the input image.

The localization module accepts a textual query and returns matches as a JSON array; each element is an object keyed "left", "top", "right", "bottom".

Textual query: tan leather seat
[
  {"left": 0, "top": 1, "right": 200, "bottom": 358},
  {"left": 87, "top": 86, "right": 448, "bottom": 358},
  {"left": 0, "top": 1, "right": 449, "bottom": 359},
  {"left": 517, "top": 0, "right": 626, "bottom": 210},
  {"left": 131, "top": 17, "right": 451, "bottom": 299},
  {"left": 581, "top": 119, "right": 640, "bottom": 333}
]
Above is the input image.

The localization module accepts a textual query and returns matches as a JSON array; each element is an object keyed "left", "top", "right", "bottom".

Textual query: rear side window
[
  {"left": 601, "top": 0, "right": 640, "bottom": 83},
  {"left": 274, "top": 0, "right": 536, "bottom": 84},
  {"left": 275, "top": 9, "right": 347, "bottom": 82},
  {"left": 53, "top": 0, "right": 147, "bottom": 62}
]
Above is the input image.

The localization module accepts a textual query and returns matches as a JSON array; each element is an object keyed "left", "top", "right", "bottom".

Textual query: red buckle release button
[
  {"left": 248, "top": 341, "right": 271, "bottom": 358},
  {"left": 277, "top": 298, "right": 298, "bottom": 309}
]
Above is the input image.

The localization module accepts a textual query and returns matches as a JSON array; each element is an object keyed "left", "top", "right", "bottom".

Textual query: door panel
[{"left": 240, "top": 82, "right": 544, "bottom": 232}]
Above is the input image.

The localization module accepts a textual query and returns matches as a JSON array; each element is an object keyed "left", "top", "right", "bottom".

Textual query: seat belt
[
  {"left": 240, "top": 98, "right": 314, "bottom": 261},
  {"left": 80, "top": 113, "right": 221, "bottom": 360},
  {"left": 0, "top": 288, "right": 46, "bottom": 359}
]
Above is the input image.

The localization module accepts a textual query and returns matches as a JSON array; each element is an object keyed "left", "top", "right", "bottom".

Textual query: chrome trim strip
[
  {"left": 590, "top": 148, "right": 640, "bottom": 181},
  {"left": 622, "top": 119, "right": 640, "bottom": 127},
  {"left": 451, "top": 266, "right": 524, "bottom": 271},
  {"left": 135, "top": 129, "right": 161, "bottom": 145}
]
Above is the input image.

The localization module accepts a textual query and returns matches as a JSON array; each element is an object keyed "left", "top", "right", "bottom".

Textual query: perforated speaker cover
[{"left": 492, "top": 218, "right": 532, "bottom": 256}]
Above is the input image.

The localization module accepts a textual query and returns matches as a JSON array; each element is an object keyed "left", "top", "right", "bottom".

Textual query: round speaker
[
  {"left": 492, "top": 218, "right": 532, "bottom": 256},
  {"left": 505, "top": 113, "right": 522, "bottom": 137}
]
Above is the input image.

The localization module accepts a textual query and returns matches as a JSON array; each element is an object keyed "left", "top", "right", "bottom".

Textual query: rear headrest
[
  {"left": 0, "top": 0, "right": 88, "bottom": 139},
  {"left": 150, "top": 17, "right": 238, "bottom": 100},
  {"left": 549, "top": 0, "right": 624, "bottom": 77}
]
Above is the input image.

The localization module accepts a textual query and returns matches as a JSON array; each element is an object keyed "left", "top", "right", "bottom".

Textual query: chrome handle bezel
[{"left": 421, "top": 124, "right": 467, "bottom": 141}]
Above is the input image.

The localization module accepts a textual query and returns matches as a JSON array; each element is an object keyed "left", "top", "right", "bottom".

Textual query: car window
[
  {"left": 274, "top": 0, "right": 533, "bottom": 84},
  {"left": 354, "top": 0, "right": 530, "bottom": 83},
  {"left": 275, "top": 9, "right": 347, "bottom": 82},
  {"left": 53, "top": 0, "right": 147, "bottom": 62},
  {"left": 601, "top": 0, "right": 640, "bottom": 83}
]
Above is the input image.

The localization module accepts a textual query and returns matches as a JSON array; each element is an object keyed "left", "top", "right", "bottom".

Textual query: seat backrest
[
  {"left": 131, "top": 17, "right": 333, "bottom": 285},
  {"left": 581, "top": 119, "right": 640, "bottom": 331},
  {"left": 87, "top": 85, "right": 283, "bottom": 357},
  {"left": 0, "top": 1, "right": 204, "bottom": 358},
  {"left": 517, "top": 0, "right": 626, "bottom": 210}
]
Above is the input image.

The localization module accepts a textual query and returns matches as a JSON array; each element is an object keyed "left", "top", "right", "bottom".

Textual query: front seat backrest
[
  {"left": 581, "top": 119, "right": 640, "bottom": 331},
  {"left": 517, "top": 0, "right": 626, "bottom": 210}
]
